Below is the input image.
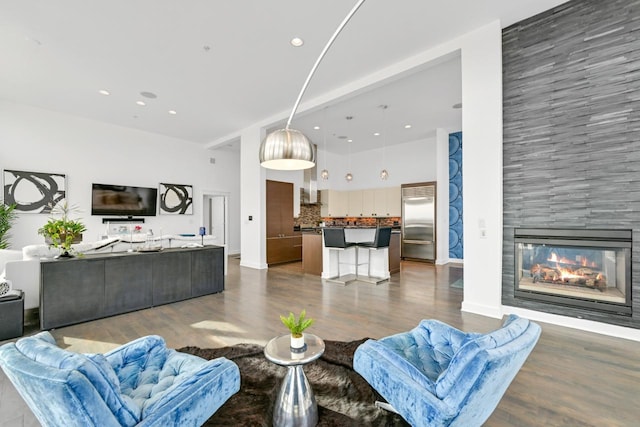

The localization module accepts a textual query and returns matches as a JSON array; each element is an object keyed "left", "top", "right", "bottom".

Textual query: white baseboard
[
  {"left": 461, "top": 301, "right": 502, "bottom": 319},
  {"left": 239, "top": 260, "right": 268, "bottom": 270},
  {"left": 502, "top": 305, "right": 640, "bottom": 342}
]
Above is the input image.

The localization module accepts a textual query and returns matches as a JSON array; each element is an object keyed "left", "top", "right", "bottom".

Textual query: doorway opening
[{"left": 202, "top": 192, "right": 229, "bottom": 247}]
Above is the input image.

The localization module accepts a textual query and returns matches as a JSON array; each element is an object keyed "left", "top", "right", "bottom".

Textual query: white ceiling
[{"left": 0, "top": 0, "right": 570, "bottom": 154}]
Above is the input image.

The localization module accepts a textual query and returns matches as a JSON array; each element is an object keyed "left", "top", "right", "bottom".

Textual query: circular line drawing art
[
  {"left": 3, "top": 170, "right": 66, "bottom": 213},
  {"left": 159, "top": 183, "right": 193, "bottom": 214}
]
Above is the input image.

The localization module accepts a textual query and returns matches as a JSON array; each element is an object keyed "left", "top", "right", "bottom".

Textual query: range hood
[{"left": 301, "top": 144, "right": 318, "bottom": 205}]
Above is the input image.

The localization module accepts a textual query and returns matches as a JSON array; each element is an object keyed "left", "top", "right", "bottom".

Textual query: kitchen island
[
  {"left": 301, "top": 228, "right": 400, "bottom": 282},
  {"left": 302, "top": 228, "right": 400, "bottom": 278}
]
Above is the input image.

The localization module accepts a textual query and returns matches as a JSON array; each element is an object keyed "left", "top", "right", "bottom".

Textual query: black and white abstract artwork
[
  {"left": 159, "top": 183, "right": 193, "bottom": 215},
  {"left": 3, "top": 169, "right": 66, "bottom": 214}
]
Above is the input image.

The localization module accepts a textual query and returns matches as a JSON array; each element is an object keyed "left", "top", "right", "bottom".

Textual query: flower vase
[{"left": 290, "top": 334, "right": 306, "bottom": 353}]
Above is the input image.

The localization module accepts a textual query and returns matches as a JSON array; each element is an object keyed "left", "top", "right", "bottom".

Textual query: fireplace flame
[{"left": 530, "top": 251, "right": 606, "bottom": 288}]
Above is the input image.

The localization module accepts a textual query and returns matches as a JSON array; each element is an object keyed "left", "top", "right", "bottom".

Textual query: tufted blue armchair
[
  {"left": 354, "top": 315, "right": 541, "bottom": 427},
  {"left": 0, "top": 331, "right": 240, "bottom": 427}
]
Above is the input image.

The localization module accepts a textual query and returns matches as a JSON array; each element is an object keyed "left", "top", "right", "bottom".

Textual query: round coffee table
[{"left": 264, "top": 333, "right": 325, "bottom": 427}]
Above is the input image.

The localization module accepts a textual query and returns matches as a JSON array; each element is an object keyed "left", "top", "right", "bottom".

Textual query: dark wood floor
[{"left": 2, "top": 258, "right": 639, "bottom": 426}]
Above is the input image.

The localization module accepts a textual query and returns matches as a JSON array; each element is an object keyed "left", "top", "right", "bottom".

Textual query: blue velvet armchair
[
  {"left": 353, "top": 315, "right": 541, "bottom": 427},
  {"left": 0, "top": 332, "right": 240, "bottom": 426}
]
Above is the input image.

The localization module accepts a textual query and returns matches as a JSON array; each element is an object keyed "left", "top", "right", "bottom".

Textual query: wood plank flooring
[{"left": 2, "top": 258, "right": 639, "bottom": 426}]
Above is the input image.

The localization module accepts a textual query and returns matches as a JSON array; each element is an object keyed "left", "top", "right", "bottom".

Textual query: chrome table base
[{"left": 273, "top": 365, "right": 318, "bottom": 427}]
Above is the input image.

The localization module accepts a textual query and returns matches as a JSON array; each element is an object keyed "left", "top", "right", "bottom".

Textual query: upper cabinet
[
  {"left": 320, "top": 190, "right": 348, "bottom": 217},
  {"left": 321, "top": 187, "right": 401, "bottom": 217},
  {"left": 348, "top": 191, "right": 364, "bottom": 216},
  {"left": 384, "top": 186, "right": 402, "bottom": 217}
]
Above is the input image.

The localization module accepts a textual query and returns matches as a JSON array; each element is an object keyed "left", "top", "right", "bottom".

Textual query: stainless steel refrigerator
[{"left": 401, "top": 183, "right": 436, "bottom": 261}]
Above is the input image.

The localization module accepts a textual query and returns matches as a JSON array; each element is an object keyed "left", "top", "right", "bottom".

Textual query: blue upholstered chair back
[
  {"left": 0, "top": 332, "right": 132, "bottom": 426},
  {"left": 0, "top": 331, "right": 241, "bottom": 427},
  {"left": 354, "top": 315, "right": 541, "bottom": 427}
]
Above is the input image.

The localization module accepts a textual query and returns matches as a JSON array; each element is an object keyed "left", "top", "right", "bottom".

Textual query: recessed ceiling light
[
  {"left": 136, "top": 101, "right": 146, "bottom": 106},
  {"left": 347, "top": 139, "right": 353, "bottom": 143},
  {"left": 313, "top": 126, "right": 320, "bottom": 130},
  {"left": 404, "top": 124, "right": 412, "bottom": 129},
  {"left": 290, "top": 37, "right": 304, "bottom": 47},
  {"left": 168, "top": 110, "right": 177, "bottom": 115},
  {"left": 373, "top": 132, "right": 380, "bottom": 136},
  {"left": 98, "top": 89, "right": 110, "bottom": 96},
  {"left": 140, "top": 91, "right": 157, "bottom": 99}
]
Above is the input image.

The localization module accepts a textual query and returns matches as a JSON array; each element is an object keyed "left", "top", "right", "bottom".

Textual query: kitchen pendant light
[
  {"left": 259, "top": 0, "right": 366, "bottom": 170},
  {"left": 345, "top": 116, "right": 354, "bottom": 182},
  {"left": 379, "top": 104, "right": 389, "bottom": 180},
  {"left": 321, "top": 107, "right": 329, "bottom": 180}
]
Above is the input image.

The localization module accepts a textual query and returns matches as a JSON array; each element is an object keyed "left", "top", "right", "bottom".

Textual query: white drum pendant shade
[{"left": 259, "top": 128, "right": 315, "bottom": 170}]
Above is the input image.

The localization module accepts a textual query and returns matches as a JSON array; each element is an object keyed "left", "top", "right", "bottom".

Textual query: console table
[{"left": 39, "top": 246, "right": 224, "bottom": 330}]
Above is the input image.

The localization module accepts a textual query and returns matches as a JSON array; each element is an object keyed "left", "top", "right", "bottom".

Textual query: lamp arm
[{"left": 285, "top": 0, "right": 366, "bottom": 129}]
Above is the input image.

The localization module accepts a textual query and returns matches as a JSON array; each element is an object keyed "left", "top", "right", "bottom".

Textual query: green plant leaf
[{"left": 279, "top": 309, "right": 314, "bottom": 335}]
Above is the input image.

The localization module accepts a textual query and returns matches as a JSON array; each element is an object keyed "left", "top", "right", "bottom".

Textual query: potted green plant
[
  {"left": 0, "top": 202, "right": 17, "bottom": 249},
  {"left": 38, "top": 202, "right": 86, "bottom": 258},
  {"left": 280, "top": 309, "right": 314, "bottom": 350}
]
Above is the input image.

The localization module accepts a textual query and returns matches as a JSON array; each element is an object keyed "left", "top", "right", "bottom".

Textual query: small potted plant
[
  {"left": 280, "top": 309, "right": 314, "bottom": 351},
  {"left": 38, "top": 201, "right": 86, "bottom": 258}
]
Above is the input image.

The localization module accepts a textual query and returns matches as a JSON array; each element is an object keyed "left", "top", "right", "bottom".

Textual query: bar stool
[
  {"left": 357, "top": 227, "right": 392, "bottom": 284},
  {"left": 323, "top": 228, "right": 357, "bottom": 285}
]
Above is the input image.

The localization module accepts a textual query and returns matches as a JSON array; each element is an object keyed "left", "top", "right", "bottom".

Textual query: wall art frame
[
  {"left": 2, "top": 169, "right": 66, "bottom": 214},
  {"left": 159, "top": 183, "right": 193, "bottom": 215}
]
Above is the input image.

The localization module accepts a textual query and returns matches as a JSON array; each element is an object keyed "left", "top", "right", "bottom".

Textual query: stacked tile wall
[{"left": 502, "top": 0, "right": 640, "bottom": 328}]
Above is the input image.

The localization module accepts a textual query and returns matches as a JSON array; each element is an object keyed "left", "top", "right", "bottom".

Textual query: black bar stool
[
  {"left": 323, "top": 228, "right": 357, "bottom": 284},
  {"left": 357, "top": 227, "right": 392, "bottom": 284}
]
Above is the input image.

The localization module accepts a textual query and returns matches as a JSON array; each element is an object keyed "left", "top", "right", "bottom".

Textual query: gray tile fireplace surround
[{"left": 502, "top": 0, "right": 640, "bottom": 329}]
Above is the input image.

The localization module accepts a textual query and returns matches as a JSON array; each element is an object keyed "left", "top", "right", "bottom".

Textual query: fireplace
[{"left": 514, "top": 228, "right": 632, "bottom": 316}]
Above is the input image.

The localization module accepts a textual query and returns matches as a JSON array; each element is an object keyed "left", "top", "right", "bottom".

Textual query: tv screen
[{"left": 91, "top": 183, "right": 158, "bottom": 216}]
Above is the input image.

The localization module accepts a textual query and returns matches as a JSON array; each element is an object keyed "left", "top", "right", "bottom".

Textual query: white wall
[
  {"left": 0, "top": 100, "right": 241, "bottom": 254},
  {"left": 459, "top": 22, "right": 504, "bottom": 318}
]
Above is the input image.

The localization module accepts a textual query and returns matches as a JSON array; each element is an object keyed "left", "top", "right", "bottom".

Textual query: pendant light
[
  {"left": 379, "top": 104, "right": 389, "bottom": 180},
  {"left": 259, "top": 0, "right": 367, "bottom": 170},
  {"left": 320, "top": 107, "right": 329, "bottom": 180},
  {"left": 345, "top": 116, "right": 354, "bottom": 182}
]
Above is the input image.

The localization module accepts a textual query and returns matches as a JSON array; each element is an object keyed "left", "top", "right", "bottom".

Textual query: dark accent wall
[{"left": 502, "top": 0, "right": 640, "bottom": 328}]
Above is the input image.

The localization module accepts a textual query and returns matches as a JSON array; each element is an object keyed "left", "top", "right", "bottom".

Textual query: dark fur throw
[{"left": 178, "top": 338, "right": 409, "bottom": 426}]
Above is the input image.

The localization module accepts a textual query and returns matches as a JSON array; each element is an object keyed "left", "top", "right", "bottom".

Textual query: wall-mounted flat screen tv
[{"left": 91, "top": 183, "right": 158, "bottom": 216}]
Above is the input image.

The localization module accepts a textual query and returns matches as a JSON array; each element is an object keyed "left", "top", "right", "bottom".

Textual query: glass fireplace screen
[{"left": 514, "top": 228, "right": 631, "bottom": 314}]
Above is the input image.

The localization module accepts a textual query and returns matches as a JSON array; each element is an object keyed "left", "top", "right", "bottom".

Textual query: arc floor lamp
[{"left": 259, "top": 0, "right": 366, "bottom": 170}]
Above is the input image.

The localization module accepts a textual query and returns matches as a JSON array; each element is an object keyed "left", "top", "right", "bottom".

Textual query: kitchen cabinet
[
  {"left": 385, "top": 187, "right": 402, "bottom": 217},
  {"left": 267, "top": 180, "right": 301, "bottom": 264},
  {"left": 267, "top": 236, "right": 302, "bottom": 264},
  {"left": 348, "top": 190, "right": 363, "bottom": 216},
  {"left": 302, "top": 233, "right": 323, "bottom": 275},
  {"left": 320, "top": 190, "right": 348, "bottom": 217},
  {"left": 388, "top": 232, "right": 401, "bottom": 274},
  {"left": 361, "top": 189, "right": 378, "bottom": 217},
  {"left": 267, "top": 180, "right": 294, "bottom": 237},
  {"left": 321, "top": 187, "right": 401, "bottom": 218}
]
